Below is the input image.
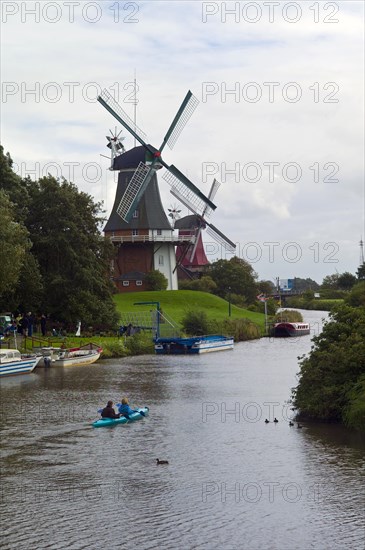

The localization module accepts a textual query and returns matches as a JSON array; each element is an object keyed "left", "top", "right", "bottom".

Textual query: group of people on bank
[
  {"left": 1, "top": 313, "right": 47, "bottom": 337},
  {"left": 101, "top": 398, "right": 145, "bottom": 419}
]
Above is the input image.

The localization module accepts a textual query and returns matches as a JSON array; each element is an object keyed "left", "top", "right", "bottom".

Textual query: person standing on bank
[{"left": 40, "top": 314, "right": 47, "bottom": 337}]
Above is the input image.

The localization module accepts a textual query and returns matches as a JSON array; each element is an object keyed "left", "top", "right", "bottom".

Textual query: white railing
[{"left": 108, "top": 234, "right": 195, "bottom": 244}]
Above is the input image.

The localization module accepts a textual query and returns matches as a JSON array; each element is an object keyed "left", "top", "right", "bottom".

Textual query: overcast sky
[{"left": 2, "top": 1, "right": 364, "bottom": 284}]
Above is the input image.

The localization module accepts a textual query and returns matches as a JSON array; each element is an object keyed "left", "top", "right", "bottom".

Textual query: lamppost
[{"left": 228, "top": 286, "right": 231, "bottom": 317}]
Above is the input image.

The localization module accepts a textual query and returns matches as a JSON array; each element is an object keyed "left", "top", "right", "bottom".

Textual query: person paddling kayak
[
  {"left": 118, "top": 397, "right": 145, "bottom": 419},
  {"left": 101, "top": 401, "right": 121, "bottom": 419}
]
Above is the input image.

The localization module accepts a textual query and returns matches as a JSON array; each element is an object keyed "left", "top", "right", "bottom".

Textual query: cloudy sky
[{"left": 2, "top": 1, "right": 364, "bottom": 284}]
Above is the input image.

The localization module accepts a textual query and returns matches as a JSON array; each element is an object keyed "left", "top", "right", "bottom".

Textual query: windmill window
[
  {"left": 133, "top": 210, "right": 139, "bottom": 218},
  {"left": 157, "top": 229, "right": 162, "bottom": 235},
  {"left": 132, "top": 229, "right": 138, "bottom": 236},
  {"left": 136, "top": 280, "right": 142, "bottom": 286},
  {"left": 123, "top": 281, "right": 130, "bottom": 287},
  {"left": 158, "top": 255, "right": 164, "bottom": 266}
]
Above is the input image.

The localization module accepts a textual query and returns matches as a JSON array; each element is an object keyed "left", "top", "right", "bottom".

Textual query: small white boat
[
  {"left": 0, "top": 348, "right": 41, "bottom": 376},
  {"left": 36, "top": 344, "right": 102, "bottom": 367}
]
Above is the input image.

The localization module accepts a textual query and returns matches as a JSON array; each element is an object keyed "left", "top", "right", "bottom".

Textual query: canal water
[{"left": 0, "top": 310, "right": 364, "bottom": 550}]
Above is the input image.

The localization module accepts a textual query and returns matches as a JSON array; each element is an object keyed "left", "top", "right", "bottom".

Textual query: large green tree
[
  {"left": 0, "top": 146, "right": 119, "bottom": 329},
  {"left": 207, "top": 256, "right": 258, "bottom": 304},
  {"left": 24, "top": 175, "right": 118, "bottom": 327},
  {"left": 337, "top": 271, "right": 357, "bottom": 290},
  {"left": 0, "top": 190, "right": 30, "bottom": 298},
  {"left": 292, "top": 304, "right": 365, "bottom": 430}
]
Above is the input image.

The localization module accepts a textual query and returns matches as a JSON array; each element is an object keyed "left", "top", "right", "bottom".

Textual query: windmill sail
[
  {"left": 98, "top": 89, "right": 149, "bottom": 150},
  {"left": 206, "top": 223, "right": 236, "bottom": 252},
  {"left": 162, "top": 91, "right": 199, "bottom": 150},
  {"left": 116, "top": 162, "right": 154, "bottom": 222},
  {"left": 202, "top": 179, "right": 221, "bottom": 218},
  {"left": 163, "top": 166, "right": 216, "bottom": 214}
]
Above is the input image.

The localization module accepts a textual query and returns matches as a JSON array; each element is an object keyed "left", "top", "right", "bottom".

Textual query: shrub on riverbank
[
  {"left": 274, "top": 310, "right": 303, "bottom": 322},
  {"left": 292, "top": 304, "right": 365, "bottom": 432}
]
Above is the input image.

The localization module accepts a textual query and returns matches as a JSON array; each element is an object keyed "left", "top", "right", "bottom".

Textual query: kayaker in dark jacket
[
  {"left": 101, "top": 401, "right": 120, "bottom": 419},
  {"left": 118, "top": 397, "right": 145, "bottom": 418}
]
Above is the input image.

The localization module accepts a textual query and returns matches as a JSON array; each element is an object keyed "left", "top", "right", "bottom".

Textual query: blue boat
[
  {"left": 0, "top": 349, "right": 41, "bottom": 376},
  {"left": 154, "top": 335, "right": 234, "bottom": 355},
  {"left": 92, "top": 407, "right": 149, "bottom": 428}
]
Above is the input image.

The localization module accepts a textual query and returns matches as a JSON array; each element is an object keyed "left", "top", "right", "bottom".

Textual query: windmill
[
  {"left": 98, "top": 89, "right": 215, "bottom": 222},
  {"left": 174, "top": 177, "right": 235, "bottom": 273},
  {"left": 167, "top": 204, "right": 182, "bottom": 228},
  {"left": 97, "top": 88, "right": 235, "bottom": 290}
]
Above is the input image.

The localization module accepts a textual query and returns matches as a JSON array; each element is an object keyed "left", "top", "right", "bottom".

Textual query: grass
[
  {"left": 13, "top": 291, "right": 265, "bottom": 356},
  {"left": 113, "top": 290, "right": 265, "bottom": 330}
]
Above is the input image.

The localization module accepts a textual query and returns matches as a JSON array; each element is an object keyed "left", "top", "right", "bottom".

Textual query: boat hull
[
  {"left": 36, "top": 347, "right": 102, "bottom": 367},
  {"left": 92, "top": 407, "right": 149, "bottom": 428},
  {"left": 0, "top": 356, "right": 40, "bottom": 376},
  {"left": 155, "top": 335, "right": 234, "bottom": 355},
  {"left": 271, "top": 322, "right": 310, "bottom": 337}
]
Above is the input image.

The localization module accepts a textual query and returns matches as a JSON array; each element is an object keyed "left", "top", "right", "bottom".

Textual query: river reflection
[{"left": 0, "top": 310, "right": 364, "bottom": 549}]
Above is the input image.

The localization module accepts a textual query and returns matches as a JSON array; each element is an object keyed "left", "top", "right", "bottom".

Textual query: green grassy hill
[{"left": 114, "top": 290, "right": 265, "bottom": 330}]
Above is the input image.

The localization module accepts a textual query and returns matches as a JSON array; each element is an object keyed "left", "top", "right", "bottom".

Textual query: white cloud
[{"left": 1, "top": 0, "right": 364, "bottom": 283}]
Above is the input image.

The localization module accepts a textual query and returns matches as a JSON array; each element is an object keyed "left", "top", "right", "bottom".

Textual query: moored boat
[
  {"left": 0, "top": 348, "right": 41, "bottom": 376},
  {"left": 271, "top": 322, "right": 310, "bottom": 337},
  {"left": 154, "top": 334, "right": 234, "bottom": 354},
  {"left": 36, "top": 343, "right": 102, "bottom": 367},
  {"left": 92, "top": 407, "right": 149, "bottom": 428}
]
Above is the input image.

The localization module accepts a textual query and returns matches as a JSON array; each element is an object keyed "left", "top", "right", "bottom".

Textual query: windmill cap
[{"left": 113, "top": 145, "right": 159, "bottom": 171}]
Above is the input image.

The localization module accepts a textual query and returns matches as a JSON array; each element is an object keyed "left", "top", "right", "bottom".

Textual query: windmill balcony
[{"left": 108, "top": 231, "right": 196, "bottom": 245}]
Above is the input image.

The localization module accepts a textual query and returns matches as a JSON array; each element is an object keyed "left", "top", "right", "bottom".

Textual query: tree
[
  {"left": 293, "top": 277, "right": 320, "bottom": 291},
  {"left": 337, "top": 271, "right": 357, "bottom": 290},
  {"left": 257, "top": 280, "right": 275, "bottom": 296},
  {"left": 207, "top": 256, "right": 258, "bottom": 303},
  {"left": 345, "top": 281, "right": 365, "bottom": 307},
  {"left": 292, "top": 304, "right": 365, "bottom": 430},
  {"left": 0, "top": 191, "right": 30, "bottom": 297},
  {"left": 321, "top": 273, "right": 339, "bottom": 289},
  {"left": 144, "top": 270, "right": 168, "bottom": 291},
  {"left": 23, "top": 175, "right": 118, "bottom": 328},
  {"left": 0, "top": 148, "right": 119, "bottom": 329},
  {"left": 356, "top": 262, "right": 365, "bottom": 280}
]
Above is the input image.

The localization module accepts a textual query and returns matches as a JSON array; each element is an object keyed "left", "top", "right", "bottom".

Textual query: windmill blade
[
  {"left": 163, "top": 165, "right": 216, "bottom": 214},
  {"left": 98, "top": 89, "right": 151, "bottom": 151},
  {"left": 189, "top": 225, "right": 204, "bottom": 263},
  {"left": 160, "top": 91, "right": 199, "bottom": 152},
  {"left": 202, "top": 178, "right": 221, "bottom": 218},
  {"left": 205, "top": 222, "right": 236, "bottom": 252},
  {"left": 116, "top": 162, "right": 154, "bottom": 222}
]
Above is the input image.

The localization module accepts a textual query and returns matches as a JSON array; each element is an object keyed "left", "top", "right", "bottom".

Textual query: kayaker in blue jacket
[
  {"left": 101, "top": 401, "right": 120, "bottom": 419},
  {"left": 118, "top": 397, "right": 145, "bottom": 418}
]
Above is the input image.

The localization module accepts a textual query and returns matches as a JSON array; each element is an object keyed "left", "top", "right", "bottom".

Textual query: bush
[
  {"left": 125, "top": 332, "right": 155, "bottom": 355},
  {"left": 181, "top": 309, "right": 209, "bottom": 336},
  {"left": 178, "top": 276, "right": 217, "bottom": 293},
  {"left": 274, "top": 310, "right": 303, "bottom": 322},
  {"left": 144, "top": 270, "right": 168, "bottom": 291},
  {"left": 101, "top": 340, "right": 129, "bottom": 358}
]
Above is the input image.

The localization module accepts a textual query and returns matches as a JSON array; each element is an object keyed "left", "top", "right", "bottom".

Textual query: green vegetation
[
  {"left": 144, "top": 270, "right": 168, "bottom": 291},
  {"left": 0, "top": 146, "right": 118, "bottom": 329},
  {"left": 292, "top": 301, "right": 365, "bottom": 433},
  {"left": 274, "top": 310, "right": 303, "bottom": 322},
  {"left": 114, "top": 290, "right": 265, "bottom": 331}
]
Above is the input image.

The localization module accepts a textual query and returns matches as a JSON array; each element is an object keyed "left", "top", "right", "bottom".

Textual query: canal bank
[{"left": 1, "top": 310, "right": 364, "bottom": 549}]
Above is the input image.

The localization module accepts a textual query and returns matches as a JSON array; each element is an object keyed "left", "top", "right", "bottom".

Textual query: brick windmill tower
[{"left": 98, "top": 89, "right": 218, "bottom": 292}]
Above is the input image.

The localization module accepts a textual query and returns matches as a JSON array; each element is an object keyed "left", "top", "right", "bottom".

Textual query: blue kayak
[{"left": 92, "top": 407, "right": 149, "bottom": 428}]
